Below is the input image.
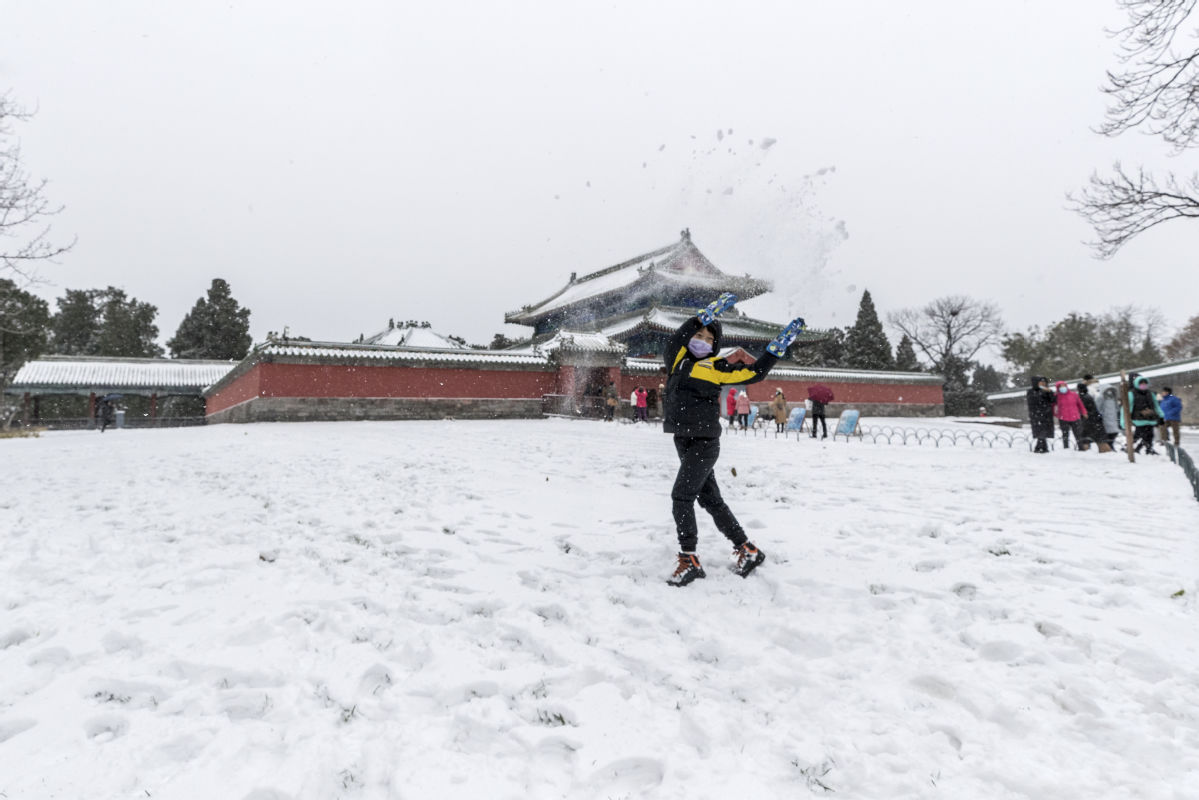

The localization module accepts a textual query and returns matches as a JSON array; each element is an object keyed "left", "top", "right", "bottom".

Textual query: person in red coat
[
  {"left": 725, "top": 387, "right": 738, "bottom": 430},
  {"left": 1052, "top": 380, "right": 1089, "bottom": 450},
  {"left": 634, "top": 386, "right": 648, "bottom": 422}
]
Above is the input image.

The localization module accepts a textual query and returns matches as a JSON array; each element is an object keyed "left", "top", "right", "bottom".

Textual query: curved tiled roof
[
  {"left": 256, "top": 341, "right": 550, "bottom": 366},
  {"left": 505, "top": 233, "right": 771, "bottom": 325},
  {"left": 361, "top": 325, "right": 469, "bottom": 349},
  {"left": 985, "top": 356, "right": 1199, "bottom": 401},
  {"left": 6, "top": 356, "right": 238, "bottom": 394}
]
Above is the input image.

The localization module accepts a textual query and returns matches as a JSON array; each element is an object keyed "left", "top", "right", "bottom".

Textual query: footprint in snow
[
  {"left": 84, "top": 713, "right": 129, "bottom": 742},
  {"left": 977, "top": 641, "right": 1024, "bottom": 662},
  {"left": 0, "top": 718, "right": 37, "bottom": 744},
  {"left": 242, "top": 790, "right": 295, "bottom": 800},
  {"left": 0, "top": 627, "right": 34, "bottom": 649},
  {"left": 588, "top": 757, "right": 665, "bottom": 794}
]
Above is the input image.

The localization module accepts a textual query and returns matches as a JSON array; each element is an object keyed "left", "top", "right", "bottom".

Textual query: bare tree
[
  {"left": 1073, "top": 164, "right": 1199, "bottom": 259},
  {"left": 1100, "top": 0, "right": 1199, "bottom": 148},
  {"left": 1071, "top": 1, "right": 1199, "bottom": 257},
  {"left": 1, "top": 93, "right": 73, "bottom": 283},
  {"left": 887, "top": 296, "right": 1005, "bottom": 374}
]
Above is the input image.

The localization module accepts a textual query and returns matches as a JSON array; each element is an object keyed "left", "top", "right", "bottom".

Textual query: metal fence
[
  {"left": 1164, "top": 443, "right": 1199, "bottom": 503},
  {"left": 728, "top": 420, "right": 1039, "bottom": 449}
]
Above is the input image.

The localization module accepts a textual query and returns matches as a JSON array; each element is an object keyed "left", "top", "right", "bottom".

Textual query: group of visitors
[
  {"left": 724, "top": 388, "right": 751, "bottom": 429},
  {"left": 725, "top": 388, "right": 828, "bottom": 438},
  {"left": 1026, "top": 373, "right": 1183, "bottom": 455}
]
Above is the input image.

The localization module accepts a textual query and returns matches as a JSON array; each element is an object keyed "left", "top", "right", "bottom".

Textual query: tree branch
[{"left": 1070, "top": 162, "right": 1199, "bottom": 258}]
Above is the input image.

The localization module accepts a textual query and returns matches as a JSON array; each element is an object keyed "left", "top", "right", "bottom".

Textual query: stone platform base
[{"left": 207, "top": 397, "right": 545, "bottom": 424}]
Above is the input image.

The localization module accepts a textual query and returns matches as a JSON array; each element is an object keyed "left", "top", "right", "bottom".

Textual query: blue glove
[
  {"left": 697, "top": 293, "right": 738, "bottom": 326},
  {"left": 766, "top": 317, "right": 806, "bottom": 357}
]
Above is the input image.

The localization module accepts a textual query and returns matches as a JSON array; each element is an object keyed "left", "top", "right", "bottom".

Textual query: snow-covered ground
[{"left": 2, "top": 420, "right": 1198, "bottom": 800}]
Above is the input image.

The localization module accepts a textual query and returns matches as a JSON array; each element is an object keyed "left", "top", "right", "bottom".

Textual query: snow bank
[{"left": 2, "top": 421, "right": 1197, "bottom": 799}]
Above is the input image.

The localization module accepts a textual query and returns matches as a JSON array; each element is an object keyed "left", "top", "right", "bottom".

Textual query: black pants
[
  {"left": 1059, "top": 419, "right": 1081, "bottom": 449},
  {"left": 671, "top": 436, "right": 747, "bottom": 553},
  {"left": 1033, "top": 437, "right": 1048, "bottom": 453},
  {"left": 811, "top": 411, "right": 827, "bottom": 437},
  {"left": 1133, "top": 426, "right": 1155, "bottom": 452}
]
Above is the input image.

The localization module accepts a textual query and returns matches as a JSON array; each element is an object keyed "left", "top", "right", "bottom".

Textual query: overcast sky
[{"left": 2, "top": 0, "right": 1195, "bottom": 359}]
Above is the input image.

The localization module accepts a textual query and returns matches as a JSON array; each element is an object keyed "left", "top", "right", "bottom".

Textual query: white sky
[{"left": 2, "top": 0, "right": 1196, "bottom": 356}]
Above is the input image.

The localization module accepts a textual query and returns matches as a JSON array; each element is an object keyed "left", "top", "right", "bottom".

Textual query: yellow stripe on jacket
[{"left": 688, "top": 359, "right": 759, "bottom": 385}]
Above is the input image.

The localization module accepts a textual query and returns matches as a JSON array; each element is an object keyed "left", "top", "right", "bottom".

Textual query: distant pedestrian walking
[
  {"left": 1123, "top": 375, "right": 1164, "bottom": 455},
  {"left": 1159, "top": 386, "right": 1182, "bottom": 445},
  {"left": 769, "top": 388, "right": 788, "bottom": 433},
  {"left": 1026, "top": 376, "right": 1055, "bottom": 453},
  {"left": 807, "top": 384, "right": 832, "bottom": 439},
  {"left": 809, "top": 398, "right": 827, "bottom": 438},
  {"left": 1076, "top": 382, "right": 1105, "bottom": 451},
  {"left": 634, "top": 386, "right": 648, "bottom": 422},
  {"left": 95, "top": 397, "right": 115, "bottom": 433},
  {"left": 1053, "top": 381, "right": 1088, "bottom": 450},
  {"left": 725, "top": 388, "right": 738, "bottom": 429},
  {"left": 604, "top": 380, "right": 618, "bottom": 422},
  {"left": 1098, "top": 386, "right": 1121, "bottom": 449}
]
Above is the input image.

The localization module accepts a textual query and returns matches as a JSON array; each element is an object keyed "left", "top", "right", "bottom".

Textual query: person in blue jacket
[
  {"left": 1159, "top": 386, "right": 1182, "bottom": 445},
  {"left": 661, "top": 293, "right": 806, "bottom": 587}
]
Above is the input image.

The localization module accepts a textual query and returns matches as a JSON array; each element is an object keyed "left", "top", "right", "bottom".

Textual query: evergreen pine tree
[
  {"left": 0, "top": 279, "right": 51, "bottom": 392},
  {"left": 52, "top": 287, "right": 162, "bottom": 357},
  {"left": 94, "top": 288, "right": 163, "bottom": 357},
  {"left": 51, "top": 289, "right": 103, "bottom": 355},
  {"left": 844, "top": 290, "right": 895, "bottom": 370},
  {"left": 792, "top": 327, "right": 847, "bottom": 367},
  {"left": 167, "top": 278, "right": 252, "bottom": 360},
  {"left": 894, "top": 334, "right": 921, "bottom": 371}
]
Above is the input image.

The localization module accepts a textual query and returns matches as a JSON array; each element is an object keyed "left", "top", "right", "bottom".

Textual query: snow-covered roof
[
  {"left": 985, "top": 356, "right": 1199, "bottom": 401},
  {"left": 505, "top": 232, "right": 771, "bottom": 325},
  {"left": 361, "top": 325, "right": 469, "bottom": 349},
  {"left": 253, "top": 341, "right": 550, "bottom": 366},
  {"left": 6, "top": 356, "right": 238, "bottom": 394},
  {"left": 623, "top": 356, "right": 943, "bottom": 384},
  {"left": 597, "top": 306, "right": 818, "bottom": 343},
  {"left": 505, "top": 330, "right": 626, "bottom": 356}
]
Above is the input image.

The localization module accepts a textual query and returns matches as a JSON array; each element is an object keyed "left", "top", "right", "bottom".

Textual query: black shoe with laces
[
  {"left": 732, "top": 542, "right": 766, "bottom": 578},
  {"left": 667, "top": 552, "right": 706, "bottom": 587}
]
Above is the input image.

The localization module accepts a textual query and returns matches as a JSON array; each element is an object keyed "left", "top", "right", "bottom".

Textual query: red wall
[
  {"left": 207, "top": 362, "right": 558, "bottom": 415},
  {"left": 207, "top": 359, "right": 942, "bottom": 417},
  {"left": 206, "top": 365, "right": 261, "bottom": 414}
]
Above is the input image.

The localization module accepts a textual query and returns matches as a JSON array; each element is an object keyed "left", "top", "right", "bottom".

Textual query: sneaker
[
  {"left": 667, "top": 552, "right": 706, "bottom": 587},
  {"left": 732, "top": 542, "right": 766, "bottom": 577}
]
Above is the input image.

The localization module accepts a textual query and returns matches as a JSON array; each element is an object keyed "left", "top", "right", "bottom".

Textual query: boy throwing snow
[{"left": 662, "top": 293, "right": 806, "bottom": 586}]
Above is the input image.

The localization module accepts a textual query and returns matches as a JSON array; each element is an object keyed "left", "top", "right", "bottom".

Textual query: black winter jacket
[
  {"left": 1026, "top": 376, "right": 1056, "bottom": 439},
  {"left": 662, "top": 316, "right": 778, "bottom": 438}
]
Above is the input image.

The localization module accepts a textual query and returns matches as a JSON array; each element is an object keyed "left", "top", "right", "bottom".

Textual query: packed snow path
[{"left": 2, "top": 420, "right": 1197, "bottom": 799}]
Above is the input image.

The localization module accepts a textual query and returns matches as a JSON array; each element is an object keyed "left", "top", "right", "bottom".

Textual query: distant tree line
[{"left": 791, "top": 289, "right": 1197, "bottom": 415}]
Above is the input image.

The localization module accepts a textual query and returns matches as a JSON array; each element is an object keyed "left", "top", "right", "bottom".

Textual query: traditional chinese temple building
[{"left": 505, "top": 229, "right": 821, "bottom": 358}]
